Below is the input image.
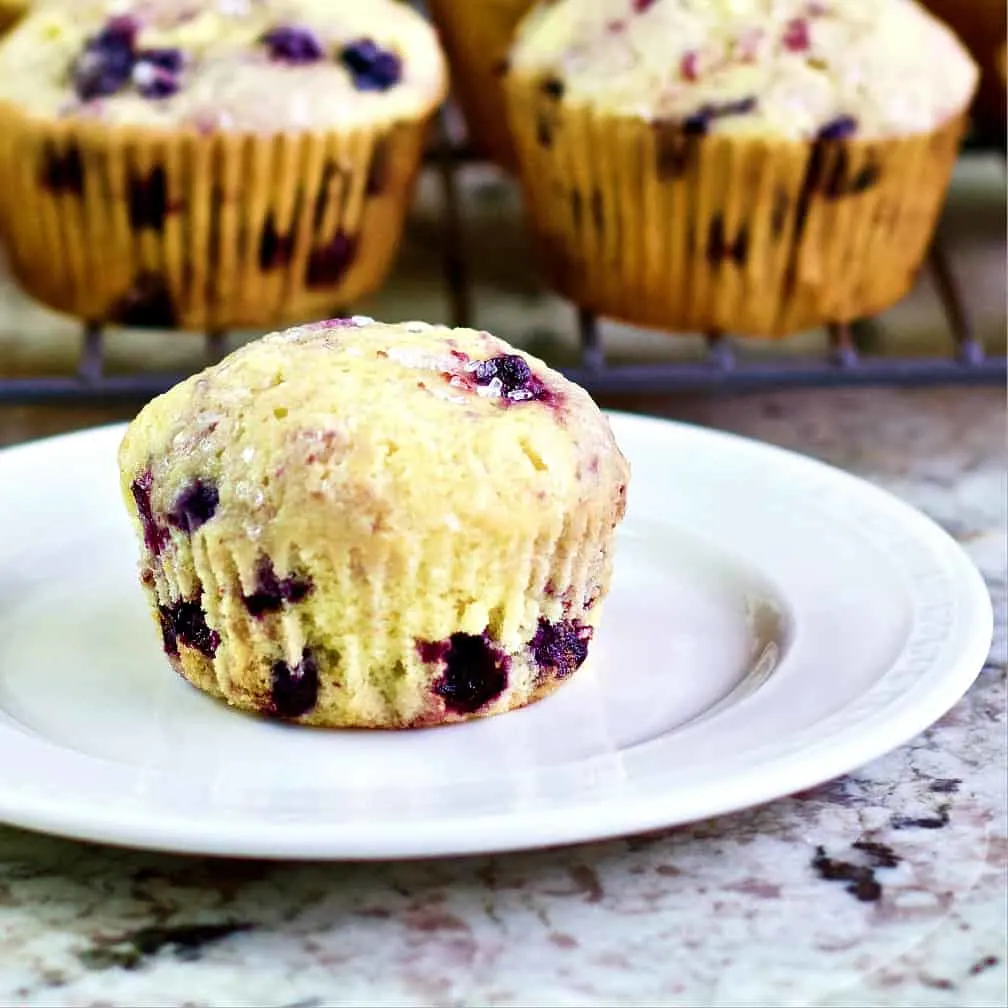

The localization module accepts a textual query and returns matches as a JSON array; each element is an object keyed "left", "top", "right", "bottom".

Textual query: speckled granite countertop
[{"left": 0, "top": 155, "right": 1005, "bottom": 1006}]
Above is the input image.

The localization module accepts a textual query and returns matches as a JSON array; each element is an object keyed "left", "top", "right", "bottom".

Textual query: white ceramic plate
[{"left": 0, "top": 415, "right": 991, "bottom": 859}]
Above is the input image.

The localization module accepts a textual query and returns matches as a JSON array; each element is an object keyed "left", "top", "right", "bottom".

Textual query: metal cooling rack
[{"left": 0, "top": 114, "right": 1004, "bottom": 404}]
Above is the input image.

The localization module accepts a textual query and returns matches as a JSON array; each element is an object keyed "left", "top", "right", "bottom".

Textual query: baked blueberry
[
  {"left": 421, "top": 632, "right": 510, "bottom": 714},
  {"left": 168, "top": 480, "right": 219, "bottom": 533},
  {"left": 531, "top": 619, "right": 592, "bottom": 679},
  {"left": 270, "top": 648, "right": 320, "bottom": 718},
  {"left": 470, "top": 354, "right": 548, "bottom": 402},
  {"left": 130, "top": 469, "right": 168, "bottom": 555},
  {"left": 244, "top": 557, "right": 313, "bottom": 617},
  {"left": 306, "top": 232, "right": 357, "bottom": 287},
  {"left": 339, "top": 38, "right": 402, "bottom": 92},
  {"left": 72, "top": 16, "right": 138, "bottom": 101},
  {"left": 261, "top": 25, "right": 325, "bottom": 64},
  {"left": 159, "top": 597, "right": 220, "bottom": 658}
]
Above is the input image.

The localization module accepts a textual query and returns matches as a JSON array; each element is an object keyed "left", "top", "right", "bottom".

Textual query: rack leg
[
  {"left": 206, "top": 330, "right": 228, "bottom": 364},
  {"left": 435, "top": 106, "right": 472, "bottom": 330},
  {"left": 78, "top": 323, "right": 104, "bottom": 385},
  {"left": 705, "top": 331, "right": 736, "bottom": 371},
  {"left": 828, "top": 323, "right": 859, "bottom": 367},
  {"left": 577, "top": 307, "right": 605, "bottom": 372},
  {"left": 928, "top": 240, "right": 984, "bottom": 364}
]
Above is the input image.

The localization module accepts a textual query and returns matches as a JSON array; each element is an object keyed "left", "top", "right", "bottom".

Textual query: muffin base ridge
[
  {"left": 505, "top": 75, "right": 967, "bottom": 338},
  {"left": 0, "top": 112, "right": 430, "bottom": 331}
]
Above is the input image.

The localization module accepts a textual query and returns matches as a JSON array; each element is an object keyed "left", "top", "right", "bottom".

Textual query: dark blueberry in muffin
[
  {"left": 130, "top": 469, "right": 168, "bottom": 555},
  {"left": 306, "top": 232, "right": 357, "bottom": 287},
  {"left": 132, "top": 50, "right": 184, "bottom": 99},
  {"left": 244, "top": 557, "right": 314, "bottom": 617},
  {"left": 168, "top": 480, "right": 219, "bottom": 533},
  {"left": 339, "top": 38, "right": 403, "bottom": 92},
  {"left": 159, "top": 597, "right": 220, "bottom": 658},
  {"left": 270, "top": 649, "right": 320, "bottom": 718},
  {"left": 423, "top": 632, "right": 510, "bottom": 714},
  {"left": 531, "top": 619, "right": 593, "bottom": 679},
  {"left": 817, "top": 116, "right": 858, "bottom": 141},
  {"left": 40, "top": 144, "right": 84, "bottom": 195},
  {"left": 259, "top": 214, "right": 295, "bottom": 271},
  {"left": 113, "top": 273, "right": 178, "bottom": 328},
  {"left": 128, "top": 166, "right": 169, "bottom": 230},
  {"left": 541, "top": 76, "right": 565, "bottom": 99},
  {"left": 471, "top": 354, "right": 548, "bottom": 403},
  {"left": 261, "top": 25, "right": 325, "bottom": 64},
  {"left": 684, "top": 96, "right": 757, "bottom": 135},
  {"left": 73, "top": 16, "right": 138, "bottom": 100}
]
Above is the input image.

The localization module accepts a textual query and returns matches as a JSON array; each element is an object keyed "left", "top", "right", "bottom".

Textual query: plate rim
[{"left": 0, "top": 414, "right": 993, "bottom": 859}]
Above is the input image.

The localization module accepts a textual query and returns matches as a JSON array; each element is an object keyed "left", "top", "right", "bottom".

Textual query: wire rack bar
[{"left": 0, "top": 117, "right": 1004, "bottom": 406}]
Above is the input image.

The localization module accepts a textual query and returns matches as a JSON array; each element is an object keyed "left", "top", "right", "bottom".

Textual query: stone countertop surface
[{"left": 0, "top": 156, "right": 1005, "bottom": 1007}]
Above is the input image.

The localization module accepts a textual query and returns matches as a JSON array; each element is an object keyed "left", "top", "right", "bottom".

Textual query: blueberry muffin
[
  {"left": 118, "top": 317, "right": 630, "bottom": 728},
  {"left": 504, "top": 0, "right": 978, "bottom": 338},
  {"left": 426, "top": 0, "right": 535, "bottom": 168},
  {"left": 0, "top": 0, "right": 446, "bottom": 331},
  {"left": 921, "top": 0, "right": 1006, "bottom": 141}
]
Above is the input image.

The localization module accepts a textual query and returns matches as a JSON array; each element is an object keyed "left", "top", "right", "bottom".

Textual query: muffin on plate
[
  {"left": 921, "top": 0, "right": 1005, "bottom": 140},
  {"left": 0, "top": 0, "right": 446, "bottom": 331},
  {"left": 426, "top": 0, "right": 535, "bottom": 168},
  {"left": 503, "top": 0, "right": 978, "bottom": 338},
  {"left": 118, "top": 317, "right": 630, "bottom": 729}
]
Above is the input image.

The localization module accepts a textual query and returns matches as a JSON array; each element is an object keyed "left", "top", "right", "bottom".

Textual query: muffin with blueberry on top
[
  {"left": 503, "top": 0, "right": 978, "bottom": 338},
  {"left": 118, "top": 317, "right": 629, "bottom": 728},
  {"left": 0, "top": 0, "right": 446, "bottom": 331}
]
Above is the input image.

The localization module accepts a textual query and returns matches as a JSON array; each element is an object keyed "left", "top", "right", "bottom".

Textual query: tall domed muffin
[
  {"left": 503, "top": 0, "right": 978, "bottom": 338},
  {"left": 427, "top": 0, "right": 534, "bottom": 169},
  {"left": 0, "top": 0, "right": 446, "bottom": 331},
  {"left": 118, "top": 318, "right": 629, "bottom": 728}
]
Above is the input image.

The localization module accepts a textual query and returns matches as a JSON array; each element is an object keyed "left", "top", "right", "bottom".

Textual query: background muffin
[
  {"left": 118, "top": 317, "right": 629, "bottom": 729},
  {"left": 504, "top": 0, "right": 978, "bottom": 338},
  {"left": 0, "top": 0, "right": 446, "bottom": 332},
  {"left": 0, "top": 0, "right": 28, "bottom": 37},
  {"left": 426, "top": 0, "right": 535, "bottom": 169},
  {"left": 921, "top": 0, "right": 1005, "bottom": 141}
]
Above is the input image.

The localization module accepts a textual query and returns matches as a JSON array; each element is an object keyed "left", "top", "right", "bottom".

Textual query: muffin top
[
  {"left": 508, "top": 0, "right": 978, "bottom": 139},
  {"left": 0, "top": 0, "right": 447, "bottom": 131},
  {"left": 118, "top": 317, "right": 629, "bottom": 560}
]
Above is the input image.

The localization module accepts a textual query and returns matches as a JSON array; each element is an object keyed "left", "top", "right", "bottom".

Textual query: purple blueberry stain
[
  {"left": 306, "top": 232, "right": 357, "bottom": 287},
  {"left": 132, "top": 47, "right": 185, "bottom": 98},
  {"left": 270, "top": 648, "right": 320, "bottom": 718},
  {"left": 817, "top": 115, "right": 858, "bottom": 141},
  {"left": 40, "top": 143, "right": 84, "bottom": 195},
  {"left": 259, "top": 213, "right": 295, "bottom": 271},
  {"left": 130, "top": 468, "right": 168, "bottom": 555},
  {"left": 531, "top": 619, "right": 593, "bottom": 680},
  {"left": 419, "top": 632, "right": 510, "bottom": 714},
  {"left": 339, "top": 38, "right": 403, "bottom": 92},
  {"left": 468, "top": 354, "right": 550, "bottom": 404},
  {"left": 261, "top": 25, "right": 325, "bottom": 64},
  {"left": 168, "top": 480, "right": 219, "bottom": 533},
  {"left": 128, "top": 166, "right": 169, "bottom": 231},
  {"left": 684, "top": 96, "right": 757, "bottom": 135},
  {"left": 158, "top": 596, "right": 220, "bottom": 658},
  {"left": 72, "top": 16, "right": 138, "bottom": 100},
  {"left": 244, "top": 556, "right": 313, "bottom": 618},
  {"left": 113, "top": 273, "right": 178, "bottom": 328}
]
